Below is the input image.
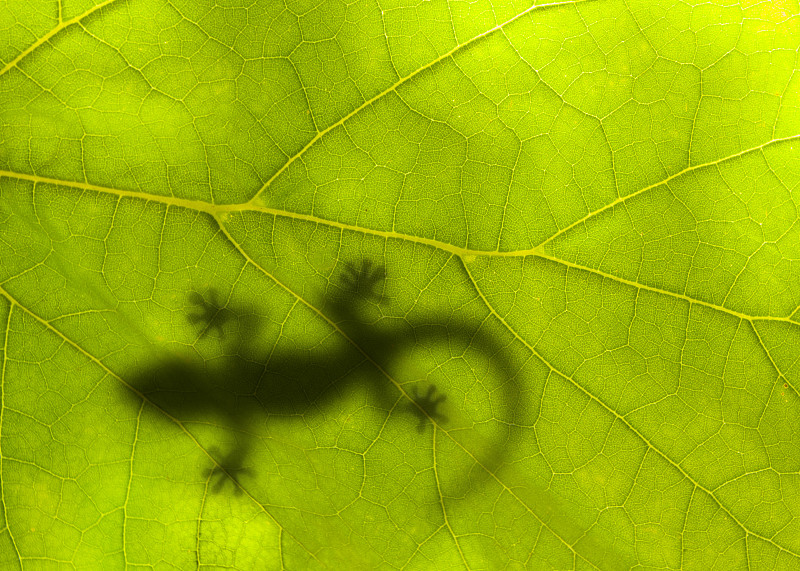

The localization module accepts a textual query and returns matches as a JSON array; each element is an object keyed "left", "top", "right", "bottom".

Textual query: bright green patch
[{"left": 1, "top": 0, "right": 800, "bottom": 569}]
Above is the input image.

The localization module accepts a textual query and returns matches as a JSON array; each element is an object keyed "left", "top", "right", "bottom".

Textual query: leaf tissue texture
[{"left": 1, "top": 0, "right": 800, "bottom": 569}]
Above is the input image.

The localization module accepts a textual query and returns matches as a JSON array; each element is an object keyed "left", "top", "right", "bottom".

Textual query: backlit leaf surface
[{"left": 1, "top": 0, "right": 800, "bottom": 569}]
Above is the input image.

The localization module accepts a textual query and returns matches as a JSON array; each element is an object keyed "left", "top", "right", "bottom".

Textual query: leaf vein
[{"left": 462, "top": 264, "right": 800, "bottom": 561}]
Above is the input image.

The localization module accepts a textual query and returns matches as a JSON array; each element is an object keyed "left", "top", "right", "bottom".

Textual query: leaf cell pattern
[{"left": 1, "top": 0, "right": 800, "bottom": 569}]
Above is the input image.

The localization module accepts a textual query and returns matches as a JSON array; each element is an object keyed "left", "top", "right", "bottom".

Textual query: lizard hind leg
[
  {"left": 409, "top": 384, "right": 448, "bottom": 432},
  {"left": 205, "top": 441, "right": 253, "bottom": 494}
]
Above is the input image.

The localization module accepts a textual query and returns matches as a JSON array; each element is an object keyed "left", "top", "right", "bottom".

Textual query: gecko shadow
[{"left": 124, "top": 259, "right": 527, "bottom": 493}]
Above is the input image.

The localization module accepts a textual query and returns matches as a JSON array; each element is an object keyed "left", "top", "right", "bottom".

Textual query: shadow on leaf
[{"left": 123, "top": 258, "right": 527, "bottom": 494}]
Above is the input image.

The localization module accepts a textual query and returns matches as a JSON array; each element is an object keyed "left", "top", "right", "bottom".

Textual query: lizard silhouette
[{"left": 125, "top": 258, "right": 524, "bottom": 492}]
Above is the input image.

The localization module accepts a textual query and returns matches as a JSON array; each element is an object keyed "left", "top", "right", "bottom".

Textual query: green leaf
[{"left": 1, "top": 0, "right": 800, "bottom": 568}]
